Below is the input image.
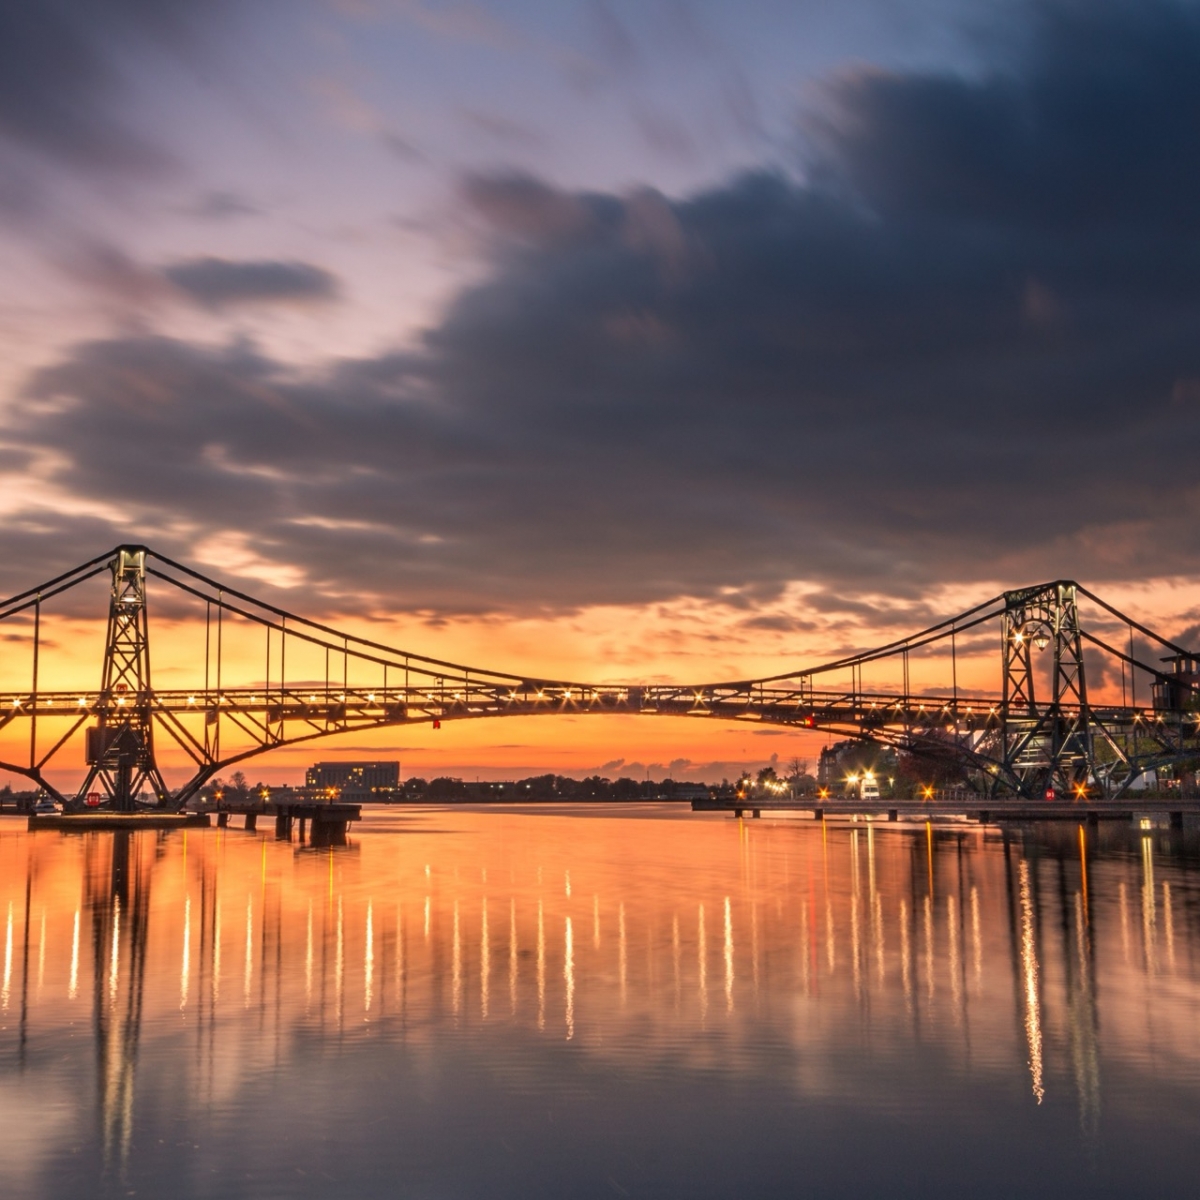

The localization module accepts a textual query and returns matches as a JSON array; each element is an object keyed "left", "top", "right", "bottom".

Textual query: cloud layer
[{"left": 7, "top": 0, "right": 1200, "bottom": 616}]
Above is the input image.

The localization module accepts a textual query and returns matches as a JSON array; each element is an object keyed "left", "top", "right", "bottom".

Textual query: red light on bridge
[{"left": 1045, "top": 788, "right": 1056, "bottom": 801}]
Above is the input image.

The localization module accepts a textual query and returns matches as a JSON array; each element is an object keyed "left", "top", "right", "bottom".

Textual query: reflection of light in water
[
  {"left": 618, "top": 903, "right": 627, "bottom": 1007},
  {"left": 336, "top": 896, "right": 344, "bottom": 1026},
  {"left": 365, "top": 902, "right": 374, "bottom": 1013},
  {"left": 509, "top": 897, "right": 517, "bottom": 1014},
  {"left": 724, "top": 896, "right": 734, "bottom": 1014},
  {"left": 1018, "top": 858, "right": 1045, "bottom": 1104},
  {"left": 109, "top": 896, "right": 121, "bottom": 1006},
  {"left": 971, "top": 886, "right": 982, "bottom": 991},
  {"left": 2, "top": 901, "right": 11, "bottom": 1009},
  {"left": 180, "top": 895, "right": 190, "bottom": 1010},
  {"left": 850, "top": 890, "right": 862, "bottom": 999},
  {"left": 452, "top": 899, "right": 461, "bottom": 1016},
  {"left": 305, "top": 901, "right": 313, "bottom": 1010},
  {"left": 672, "top": 913, "right": 681, "bottom": 1011},
  {"left": 481, "top": 896, "right": 489, "bottom": 1019},
  {"left": 424, "top": 895, "right": 430, "bottom": 941},
  {"left": 948, "top": 895, "right": 961, "bottom": 1019},
  {"left": 698, "top": 903, "right": 707, "bottom": 1021},
  {"left": 564, "top": 916, "right": 574, "bottom": 1040},
  {"left": 800, "top": 898, "right": 810, "bottom": 994},
  {"left": 537, "top": 898, "right": 545, "bottom": 1030},
  {"left": 565, "top": 870, "right": 571, "bottom": 899},
  {"left": 1071, "top": 890, "right": 1101, "bottom": 1141},
  {"left": 1118, "top": 881, "right": 1130, "bottom": 964},
  {"left": 873, "top": 891, "right": 885, "bottom": 986},
  {"left": 1141, "top": 836, "right": 1157, "bottom": 974},
  {"left": 900, "top": 899, "right": 912, "bottom": 1010},
  {"left": 923, "top": 894, "right": 934, "bottom": 1002},
  {"left": 751, "top": 902, "right": 759, "bottom": 995},
  {"left": 825, "top": 899, "right": 835, "bottom": 973},
  {"left": 213, "top": 897, "right": 221, "bottom": 1004},
  {"left": 592, "top": 895, "right": 600, "bottom": 949},
  {"left": 243, "top": 896, "right": 253, "bottom": 1006},
  {"left": 68, "top": 909, "right": 80, "bottom": 1000},
  {"left": 37, "top": 909, "right": 45, "bottom": 997},
  {"left": 1163, "top": 882, "right": 1176, "bottom": 971}
]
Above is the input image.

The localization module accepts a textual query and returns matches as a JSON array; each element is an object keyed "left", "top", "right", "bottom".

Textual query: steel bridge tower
[
  {"left": 74, "top": 548, "right": 169, "bottom": 811},
  {"left": 1000, "top": 583, "right": 1093, "bottom": 798}
]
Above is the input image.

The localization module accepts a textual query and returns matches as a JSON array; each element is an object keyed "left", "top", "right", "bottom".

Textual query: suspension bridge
[{"left": 0, "top": 545, "right": 1197, "bottom": 811}]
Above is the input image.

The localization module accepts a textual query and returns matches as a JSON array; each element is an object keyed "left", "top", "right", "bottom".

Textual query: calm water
[{"left": 1, "top": 806, "right": 1198, "bottom": 1199}]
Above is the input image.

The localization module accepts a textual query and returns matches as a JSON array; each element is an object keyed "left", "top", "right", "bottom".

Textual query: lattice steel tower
[
  {"left": 999, "top": 582, "right": 1093, "bottom": 797},
  {"left": 75, "top": 547, "right": 169, "bottom": 811}
]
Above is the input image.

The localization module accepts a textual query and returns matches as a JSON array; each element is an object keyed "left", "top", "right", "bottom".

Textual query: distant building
[{"left": 305, "top": 761, "right": 400, "bottom": 801}]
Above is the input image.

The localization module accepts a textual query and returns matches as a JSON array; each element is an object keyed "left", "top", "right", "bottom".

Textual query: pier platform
[
  {"left": 692, "top": 797, "right": 1200, "bottom": 825},
  {"left": 27, "top": 812, "right": 212, "bottom": 831}
]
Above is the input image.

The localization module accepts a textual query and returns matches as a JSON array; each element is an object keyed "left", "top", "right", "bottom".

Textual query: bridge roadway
[{"left": 0, "top": 682, "right": 1180, "bottom": 738}]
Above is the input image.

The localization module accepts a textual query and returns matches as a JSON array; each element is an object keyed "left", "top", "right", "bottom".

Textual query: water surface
[{"left": 1, "top": 806, "right": 1197, "bottom": 1198}]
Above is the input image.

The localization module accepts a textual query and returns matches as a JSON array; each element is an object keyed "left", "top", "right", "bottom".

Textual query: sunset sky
[{"left": 2, "top": 0, "right": 1200, "bottom": 785}]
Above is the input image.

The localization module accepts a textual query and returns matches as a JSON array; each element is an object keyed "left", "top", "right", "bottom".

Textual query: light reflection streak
[
  {"left": 564, "top": 916, "right": 574, "bottom": 1040},
  {"left": 970, "top": 886, "right": 982, "bottom": 991},
  {"left": 180, "top": 895, "right": 190, "bottom": 1010},
  {"left": 923, "top": 894, "right": 934, "bottom": 1002},
  {"left": 481, "top": 896, "right": 489, "bottom": 1019},
  {"left": 424, "top": 896, "right": 430, "bottom": 941},
  {"left": 305, "top": 901, "right": 313, "bottom": 1010},
  {"left": 452, "top": 899, "right": 461, "bottom": 1017},
  {"left": 672, "top": 913, "right": 681, "bottom": 1012},
  {"left": 108, "top": 896, "right": 121, "bottom": 1006},
  {"left": 698, "top": 903, "right": 707, "bottom": 1021},
  {"left": 948, "top": 895, "right": 961, "bottom": 1020},
  {"left": 724, "top": 896, "right": 734, "bottom": 1013},
  {"left": 1118, "top": 881, "right": 1130, "bottom": 964},
  {"left": 1163, "top": 882, "right": 1176, "bottom": 971},
  {"left": 1018, "top": 858, "right": 1045, "bottom": 1104},
  {"left": 1141, "top": 836, "right": 1157, "bottom": 974},
  {"left": 68, "top": 909, "right": 80, "bottom": 1000},
  {"left": 900, "top": 898, "right": 912, "bottom": 1011},
  {"left": 537, "top": 897, "right": 545, "bottom": 1030},
  {"left": 365, "top": 902, "right": 374, "bottom": 1013},
  {"left": 618, "top": 902, "right": 627, "bottom": 1007},
  {"left": 2, "top": 901, "right": 11, "bottom": 1009},
  {"left": 336, "top": 895, "right": 344, "bottom": 1027},
  {"left": 212, "top": 896, "right": 221, "bottom": 1004},
  {"left": 243, "top": 896, "right": 253, "bottom": 1006},
  {"left": 509, "top": 897, "right": 517, "bottom": 1014},
  {"left": 36, "top": 907, "right": 45, "bottom": 993}
]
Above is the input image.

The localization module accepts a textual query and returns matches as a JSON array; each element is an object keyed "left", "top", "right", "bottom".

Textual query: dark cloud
[
  {"left": 187, "top": 190, "right": 260, "bottom": 220},
  {"left": 162, "top": 257, "right": 339, "bottom": 308},
  {"left": 0, "top": 1, "right": 241, "bottom": 174},
  {"left": 7, "top": 0, "right": 1200, "bottom": 618}
]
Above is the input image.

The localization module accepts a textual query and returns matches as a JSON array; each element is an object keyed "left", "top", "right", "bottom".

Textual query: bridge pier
[
  {"left": 244, "top": 812, "right": 257, "bottom": 832},
  {"left": 813, "top": 808, "right": 823, "bottom": 820},
  {"left": 1171, "top": 810, "right": 1184, "bottom": 830},
  {"left": 217, "top": 811, "right": 228, "bottom": 828},
  {"left": 888, "top": 809, "right": 898, "bottom": 822},
  {"left": 275, "top": 811, "right": 293, "bottom": 840}
]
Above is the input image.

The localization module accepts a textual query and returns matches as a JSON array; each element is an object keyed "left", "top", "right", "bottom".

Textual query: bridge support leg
[
  {"left": 245, "top": 812, "right": 257, "bottom": 832},
  {"left": 298, "top": 816, "right": 307, "bottom": 844},
  {"left": 888, "top": 809, "right": 898, "bottom": 822},
  {"left": 275, "top": 811, "right": 293, "bottom": 839},
  {"left": 813, "top": 808, "right": 823, "bottom": 820},
  {"left": 752, "top": 808, "right": 761, "bottom": 819},
  {"left": 217, "top": 811, "right": 228, "bottom": 827},
  {"left": 1171, "top": 811, "right": 1184, "bottom": 830}
]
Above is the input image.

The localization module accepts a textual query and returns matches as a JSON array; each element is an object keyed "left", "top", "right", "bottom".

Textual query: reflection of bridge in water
[
  {"left": 1, "top": 546, "right": 1200, "bottom": 808},
  {"left": 4, "top": 811, "right": 1193, "bottom": 1168}
]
